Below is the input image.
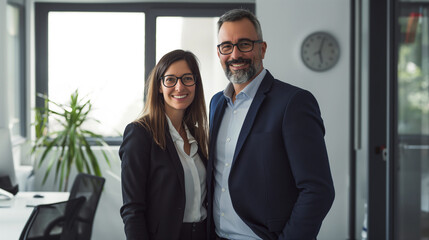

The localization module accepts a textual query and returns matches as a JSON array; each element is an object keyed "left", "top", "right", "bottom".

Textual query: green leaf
[
  {"left": 31, "top": 89, "right": 112, "bottom": 191},
  {"left": 81, "top": 135, "right": 101, "bottom": 176}
]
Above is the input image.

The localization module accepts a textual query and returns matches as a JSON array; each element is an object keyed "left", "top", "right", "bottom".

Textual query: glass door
[{"left": 395, "top": 3, "right": 429, "bottom": 239}]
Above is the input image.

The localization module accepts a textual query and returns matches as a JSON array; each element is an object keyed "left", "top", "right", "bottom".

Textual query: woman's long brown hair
[{"left": 135, "top": 50, "right": 208, "bottom": 158}]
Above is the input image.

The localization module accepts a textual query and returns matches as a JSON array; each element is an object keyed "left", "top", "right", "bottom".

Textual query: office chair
[
  {"left": 19, "top": 197, "right": 85, "bottom": 240},
  {"left": 0, "top": 175, "right": 18, "bottom": 195},
  {"left": 68, "top": 173, "right": 105, "bottom": 240}
]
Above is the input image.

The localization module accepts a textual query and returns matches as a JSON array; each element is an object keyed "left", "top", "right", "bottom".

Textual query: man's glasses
[
  {"left": 217, "top": 39, "right": 263, "bottom": 55},
  {"left": 161, "top": 74, "right": 196, "bottom": 88}
]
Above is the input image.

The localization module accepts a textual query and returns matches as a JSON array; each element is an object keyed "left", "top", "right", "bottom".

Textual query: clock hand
[
  {"left": 319, "top": 37, "right": 326, "bottom": 51},
  {"left": 318, "top": 37, "right": 326, "bottom": 63},
  {"left": 313, "top": 37, "right": 326, "bottom": 57},
  {"left": 312, "top": 50, "right": 323, "bottom": 64}
]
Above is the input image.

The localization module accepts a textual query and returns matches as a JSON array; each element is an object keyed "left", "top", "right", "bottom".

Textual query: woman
[{"left": 119, "top": 50, "right": 208, "bottom": 240}]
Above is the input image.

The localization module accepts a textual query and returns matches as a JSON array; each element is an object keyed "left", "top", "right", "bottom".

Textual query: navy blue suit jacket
[{"left": 207, "top": 70, "right": 335, "bottom": 240}]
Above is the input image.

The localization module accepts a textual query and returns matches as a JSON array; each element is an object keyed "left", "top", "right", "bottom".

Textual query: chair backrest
[
  {"left": 68, "top": 173, "right": 105, "bottom": 240},
  {"left": 19, "top": 197, "right": 85, "bottom": 240}
]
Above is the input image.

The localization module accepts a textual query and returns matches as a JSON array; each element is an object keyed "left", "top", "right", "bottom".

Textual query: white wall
[
  {"left": 0, "top": 0, "right": 8, "bottom": 129},
  {"left": 0, "top": 1, "right": 19, "bottom": 186},
  {"left": 256, "top": 0, "right": 351, "bottom": 239},
  {"left": 1, "top": 0, "right": 21, "bottom": 189}
]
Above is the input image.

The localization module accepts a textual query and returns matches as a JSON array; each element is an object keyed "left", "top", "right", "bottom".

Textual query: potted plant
[{"left": 32, "top": 90, "right": 111, "bottom": 191}]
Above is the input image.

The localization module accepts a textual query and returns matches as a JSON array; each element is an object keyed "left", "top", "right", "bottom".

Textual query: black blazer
[
  {"left": 207, "top": 71, "right": 335, "bottom": 240},
  {"left": 120, "top": 122, "right": 207, "bottom": 240}
]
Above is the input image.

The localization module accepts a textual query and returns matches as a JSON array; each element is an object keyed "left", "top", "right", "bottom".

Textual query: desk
[{"left": 0, "top": 191, "right": 69, "bottom": 240}]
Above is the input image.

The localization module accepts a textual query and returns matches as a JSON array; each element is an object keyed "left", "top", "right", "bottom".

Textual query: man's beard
[{"left": 224, "top": 58, "right": 256, "bottom": 84}]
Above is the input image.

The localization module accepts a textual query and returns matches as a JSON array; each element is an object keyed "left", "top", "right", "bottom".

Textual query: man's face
[{"left": 217, "top": 18, "right": 266, "bottom": 85}]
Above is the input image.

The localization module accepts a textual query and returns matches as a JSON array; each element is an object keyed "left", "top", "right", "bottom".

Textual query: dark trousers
[{"left": 179, "top": 219, "right": 207, "bottom": 240}]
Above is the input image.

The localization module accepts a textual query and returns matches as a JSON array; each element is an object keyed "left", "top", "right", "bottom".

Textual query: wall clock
[{"left": 301, "top": 31, "right": 340, "bottom": 72}]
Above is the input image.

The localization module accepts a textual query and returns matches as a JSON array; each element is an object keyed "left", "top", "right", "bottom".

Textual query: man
[{"left": 207, "top": 9, "right": 335, "bottom": 240}]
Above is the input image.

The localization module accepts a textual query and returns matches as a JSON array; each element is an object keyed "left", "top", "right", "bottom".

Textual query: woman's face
[{"left": 159, "top": 60, "right": 196, "bottom": 117}]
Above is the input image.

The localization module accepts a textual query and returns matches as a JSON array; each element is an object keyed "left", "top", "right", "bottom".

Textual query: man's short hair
[{"left": 217, "top": 9, "right": 263, "bottom": 40}]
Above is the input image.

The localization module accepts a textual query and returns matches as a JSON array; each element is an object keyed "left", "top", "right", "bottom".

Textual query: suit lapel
[
  {"left": 209, "top": 95, "right": 227, "bottom": 160},
  {"left": 165, "top": 129, "right": 185, "bottom": 192},
  {"left": 232, "top": 72, "right": 274, "bottom": 164},
  {"left": 208, "top": 94, "right": 227, "bottom": 193}
]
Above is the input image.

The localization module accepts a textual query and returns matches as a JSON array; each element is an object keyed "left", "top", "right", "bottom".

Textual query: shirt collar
[
  {"left": 223, "top": 68, "right": 267, "bottom": 101},
  {"left": 165, "top": 114, "right": 196, "bottom": 143}
]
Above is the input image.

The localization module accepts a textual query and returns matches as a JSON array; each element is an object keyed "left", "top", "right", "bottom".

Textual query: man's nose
[{"left": 230, "top": 45, "right": 243, "bottom": 59}]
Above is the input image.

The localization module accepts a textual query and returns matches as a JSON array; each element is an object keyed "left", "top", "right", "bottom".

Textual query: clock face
[{"left": 301, "top": 32, "right": 340, "bottom": 72}]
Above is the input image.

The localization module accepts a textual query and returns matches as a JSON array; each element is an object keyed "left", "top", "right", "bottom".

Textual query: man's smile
[{"left": 227, "top": 58, "right": 251, "bottom": 70}]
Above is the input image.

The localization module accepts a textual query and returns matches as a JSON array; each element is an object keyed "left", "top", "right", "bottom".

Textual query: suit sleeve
[
  {"left": 119, "top": 123, "right": 151, "bottom": 240},
  {"left": 279, "top": 90, "right": 335, "bottom": 240}
]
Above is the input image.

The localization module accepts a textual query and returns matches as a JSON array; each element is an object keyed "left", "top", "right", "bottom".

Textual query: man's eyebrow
[
  {"left": 219, "top": 41, "right": 233, "bottom": 45},
  {"left": 237, "top": 38, "right": 252, "bottom": 42},
  {"left": 219, "top": 38, "right": 253, "bottom": 45}
]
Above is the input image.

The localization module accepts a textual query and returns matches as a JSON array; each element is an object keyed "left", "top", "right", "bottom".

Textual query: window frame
[
  {"left": 35, "top": 2, "right": 255, "bottom": 145},
  {"left": 7, "top": 0, "right": 27, "bottom": 140}
]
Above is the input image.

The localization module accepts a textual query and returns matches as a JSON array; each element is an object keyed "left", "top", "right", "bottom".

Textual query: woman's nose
[{"left": 175, "top": 79, "right": 185, "bottom": 91}]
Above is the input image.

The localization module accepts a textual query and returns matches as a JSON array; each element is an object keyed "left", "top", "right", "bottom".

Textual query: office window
[
  {"left": 6, "top": 3, "right": 25, "bottom": 139},
  {"left": 394, "top": 5, "right": 429, "bottom": 239},
  {"left": 35, "top": 3, "right": 255, "bottom": 144},
  {"left": 48, "top": 12, "right": 145, "bottom": 137}
]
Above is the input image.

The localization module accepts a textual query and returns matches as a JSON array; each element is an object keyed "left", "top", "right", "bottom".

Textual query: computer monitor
[{"left": 0, "top": 128, "right": 18, "bottom": 194}]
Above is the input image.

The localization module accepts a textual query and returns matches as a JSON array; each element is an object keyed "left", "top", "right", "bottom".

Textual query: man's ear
[{"left": 261, "top": 41, "right": 267, "bottom": 59}]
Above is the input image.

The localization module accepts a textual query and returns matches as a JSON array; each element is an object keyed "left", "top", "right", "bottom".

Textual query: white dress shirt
[
  {"left": 213, "top": 69, "right": 266, "bottom": 239},
  {"left": 166, "top": 115, "right": 207, "bottom": 223}
]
